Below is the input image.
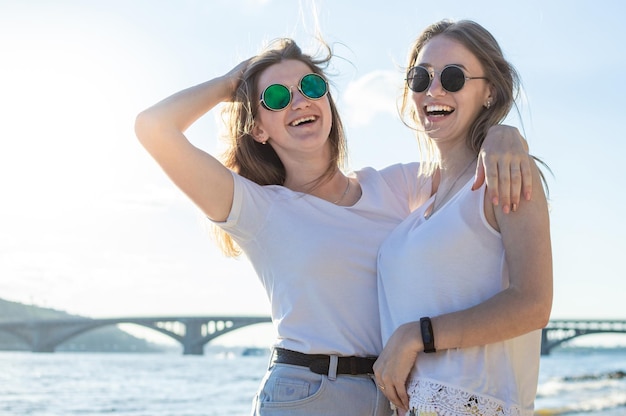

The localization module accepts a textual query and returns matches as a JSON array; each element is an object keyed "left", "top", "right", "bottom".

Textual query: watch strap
[{"left": 420, "top": 317, "right": 436, "bottom": 353}]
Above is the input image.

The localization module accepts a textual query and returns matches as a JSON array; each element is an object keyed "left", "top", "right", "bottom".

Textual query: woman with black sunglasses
[
  {"left": 374, "top": 20, "right": 552, "bottom": 415},
  {"left": 135, "top": 37, "right": 532, "bottom": 415}
]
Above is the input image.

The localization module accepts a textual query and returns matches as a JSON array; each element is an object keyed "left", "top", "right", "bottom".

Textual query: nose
[
  {"left": 291, "top": 88, "right": 311, "bottom": 109},
  {"left": 426, "top": 73, "right": 445, "bottom": 96}
]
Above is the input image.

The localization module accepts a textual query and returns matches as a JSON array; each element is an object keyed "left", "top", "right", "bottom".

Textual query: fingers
[
  {"left": 509, "top": 163, "right": 522, "bottom": 210},
  {"left": 225, "top": 59, "right": 252, "bottom": 93},
  {"left": 521, "top": 156, "right": 533, "bottom": 201},
  {"left": 397, "top": 383, "right": 410, "bottom": 411},
  {"left": 500, "top": 156, "right": 535, "bottom": 212},
  {"left": 481, "top": 152, "right": 531, "bottom": 214},
  {"left": 497, "top": 160, "right": 512, "bottom": 213},
  {"left": 479, "top": 124, "right": 534, "bottom": 213},
  {"left": 378, "top": 379, "right": 409, "bottom": 412},
  {"left": 376, "top": 368, "right": 410, "bottom": 411},
  {"left": 373, "top": 325, "right": 420, "bottom": 412}
]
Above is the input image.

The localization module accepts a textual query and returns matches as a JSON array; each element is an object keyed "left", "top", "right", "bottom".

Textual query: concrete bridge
[
  {"left": 0, "top": 316, "right": 271, "bottom": 355},
  {"left": 1, "top": 317, "right": 624, "bottom": 355},
  {"left": 541, "top": 319, "right": 626, "bottom": 355}
]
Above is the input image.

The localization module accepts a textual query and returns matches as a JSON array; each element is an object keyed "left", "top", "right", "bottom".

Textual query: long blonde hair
[
  {"left": 215, "top": 38, "right": 348, "bottom": 256},
  {"left": 400, "top": 20, "right": 550, "bottom": 191},
  {"left": 400, "top": 20, "right": 520, "bottom": 172}
]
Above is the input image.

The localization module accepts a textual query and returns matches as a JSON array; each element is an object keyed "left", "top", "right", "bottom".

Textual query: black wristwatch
[{"left": 420, "top": 317, "right": 436, "bottom": 353}]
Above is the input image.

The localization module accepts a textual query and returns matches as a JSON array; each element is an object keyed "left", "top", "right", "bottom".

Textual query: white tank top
[{"left": 378, "top": 179, "right": 541, "bottom": 415}]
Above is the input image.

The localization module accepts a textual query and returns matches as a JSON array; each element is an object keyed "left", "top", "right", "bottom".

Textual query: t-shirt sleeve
[
  {"left": 208, "top": 171, "right": 273, "bottom": 242},
  {"left": 378, "top": 162, "right": 431, "bottom": 211}
]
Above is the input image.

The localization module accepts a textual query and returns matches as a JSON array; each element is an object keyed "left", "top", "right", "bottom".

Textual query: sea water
[{"left": 0, "top": 347, "right": 625, "bottom": 416}]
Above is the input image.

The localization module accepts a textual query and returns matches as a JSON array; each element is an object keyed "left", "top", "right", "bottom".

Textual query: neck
[
  {"left": 437, "top": 144, "right": 477, "bottom": 178},
  {"left": 281, "top": 146, "right": 335, "bottom": 191},
  {"left": 285, "top": 167, "right": 351, "bottom": 204},
  {"left": 284, "top": 165, "right": 338, "bottom": 193},
  {"left": 426, "top": 150, "right": 477, "bottom": 219}
]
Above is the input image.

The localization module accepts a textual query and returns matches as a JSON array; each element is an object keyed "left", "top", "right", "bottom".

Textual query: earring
[
  {"left": 485, "top": 100, "right": 491, "bottom": 109},
  {"left": 261, "top": 140, "right": 267, "bottom": 145}
]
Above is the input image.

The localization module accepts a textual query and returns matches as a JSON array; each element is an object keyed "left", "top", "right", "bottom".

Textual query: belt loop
[
  {"left": 328, "top": 355, "right": 338, "bottom": 381},
  {"left": 268, "top": 347, "right": 277, "bottom": 370}
]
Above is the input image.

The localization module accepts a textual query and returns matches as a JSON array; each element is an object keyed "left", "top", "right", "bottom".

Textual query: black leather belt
[{"left": 272, "top": 347, "right": 376, "bottom": 376}]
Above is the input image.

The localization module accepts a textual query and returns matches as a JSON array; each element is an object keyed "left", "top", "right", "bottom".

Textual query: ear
[
  {"left": 484, "top": 85, "right": 495, "bottom": 109},
  {"left": 252, "top": 124, "right": 268, "bottom": 144}
]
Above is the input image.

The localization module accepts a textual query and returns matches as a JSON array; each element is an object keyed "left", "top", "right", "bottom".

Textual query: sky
[{"left": 1, "top": 0, "right": 625, "bottom": 347}]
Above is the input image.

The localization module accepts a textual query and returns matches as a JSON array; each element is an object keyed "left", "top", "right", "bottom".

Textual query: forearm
[
  {"left": 135, "top": 76, "right": 233, "bottom": 140},
  {"left": 372, "top": 284, "right": 551, "bottom": 413},
  {"left": 133, "top": 74, "right": 239, "bottom": 221},
  {"left": 430, "top": 285, "right": 552, "bottom": 351}
]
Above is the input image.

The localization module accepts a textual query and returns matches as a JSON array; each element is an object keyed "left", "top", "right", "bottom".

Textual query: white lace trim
[{"left": 407, "top": 378, "right": 522, "bottom": 416}]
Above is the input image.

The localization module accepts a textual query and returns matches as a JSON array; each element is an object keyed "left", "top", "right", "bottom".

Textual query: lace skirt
[{"left": 406, "top": 378, "right": 523, "bottom": 416}]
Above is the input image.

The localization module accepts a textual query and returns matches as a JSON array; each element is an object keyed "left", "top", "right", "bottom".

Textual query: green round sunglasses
[{"left": 259, "top": 73, "right": 328, "bottom": 111}]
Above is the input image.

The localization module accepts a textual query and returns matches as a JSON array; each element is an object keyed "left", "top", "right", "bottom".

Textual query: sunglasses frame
[
  {"left": 259, "top": 73, "right": 328, "bottom": 112},
  {"left": 406, "top": 64, "right": 488, "bottom": 93}
]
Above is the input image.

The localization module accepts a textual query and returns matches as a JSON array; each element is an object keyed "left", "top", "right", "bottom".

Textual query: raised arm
[
  {"left": 374, "top": 160, "right": 552, "bottom": 411},
  {"left": 134, "top": 60, "right": 248, "bottom": 221},
  {"left": 473, "top": 125, "right": 532, "bottom": 213}
]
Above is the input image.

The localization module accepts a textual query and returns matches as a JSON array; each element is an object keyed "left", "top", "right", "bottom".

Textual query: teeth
[
  {"left": 291, "top": 116, "right": 316, "bottom": 126},
  {"left": 426, "top": 104, "right": 454, "bottom": 113}
]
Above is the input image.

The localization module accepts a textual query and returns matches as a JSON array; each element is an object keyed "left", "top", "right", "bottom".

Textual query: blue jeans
[{"left": 251, "top": 362, "right": 392, "bottom": 416}]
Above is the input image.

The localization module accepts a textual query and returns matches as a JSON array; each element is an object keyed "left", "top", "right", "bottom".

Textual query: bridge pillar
[
  {"left": 33, "top": 345, "right": 56, "bottom": 353},
  {"left": 31, "top": 324, "right": 59, "bottom": 353},
  {"left": 33, "top": 332, "right": 56, "bottom": 352},
  {"left": 183, "top": 343, "right": 204, "bottom": 355},
  {"left": 540, "top": 328, "right": 550, "bottom": 355},
  {"left": 182, "top": 320, "right": 205, "bottom": 355}
]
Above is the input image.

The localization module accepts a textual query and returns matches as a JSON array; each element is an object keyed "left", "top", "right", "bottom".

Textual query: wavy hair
[
  {"left": 215, "top": 38, "right": 348, "bottom": 256},
  {"left": 400, "top": 20, "right": 520, "bottom": 168}
]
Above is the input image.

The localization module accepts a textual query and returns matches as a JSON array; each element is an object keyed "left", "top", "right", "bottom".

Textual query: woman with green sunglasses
[{"left": 135, "top": 37, "right": 532, "bottom": 416}]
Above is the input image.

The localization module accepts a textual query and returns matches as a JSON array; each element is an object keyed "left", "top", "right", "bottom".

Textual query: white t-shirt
[
  {"left": 214, "top": 163, "right": 428, "bottom": 357},
  {"left": 378, "top": 180, "right": 541, "bottom": 415}
]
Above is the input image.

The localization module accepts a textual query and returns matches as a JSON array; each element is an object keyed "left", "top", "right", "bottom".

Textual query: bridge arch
[
  {"left": 0, "top": 316, "right": 272, "bottom": 355},
  {"left": 11, "top": 318, "right": 623, "bottom": 356},
  {"left": 541, "top": 320, "right": 626, "bottom": 355},
  {"left": 0, "top": 327, "right": 31, "bottom": 349}
]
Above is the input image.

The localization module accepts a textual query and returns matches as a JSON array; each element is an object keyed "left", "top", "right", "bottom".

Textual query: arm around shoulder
[{"left": 474, "top": 125, "right": 533, "bottom": 213}]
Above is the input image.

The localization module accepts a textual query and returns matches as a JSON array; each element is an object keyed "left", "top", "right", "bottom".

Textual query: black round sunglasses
[{"left": 406, "top": 65, "right": 488, "bottom": 93}]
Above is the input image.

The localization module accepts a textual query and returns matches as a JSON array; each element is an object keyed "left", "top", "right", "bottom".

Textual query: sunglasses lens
[
  {"left": 262, "top": 84, "right": 291, "bottom": 110},
  {"left": 407, "top": 66, "right": 430, "bottom": 92},
  {"left": 441, "top": 66, "right": 466, "bottom": 92},
  {"left": 300, "top": 73, "right": 327, "bottom": 99}
]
